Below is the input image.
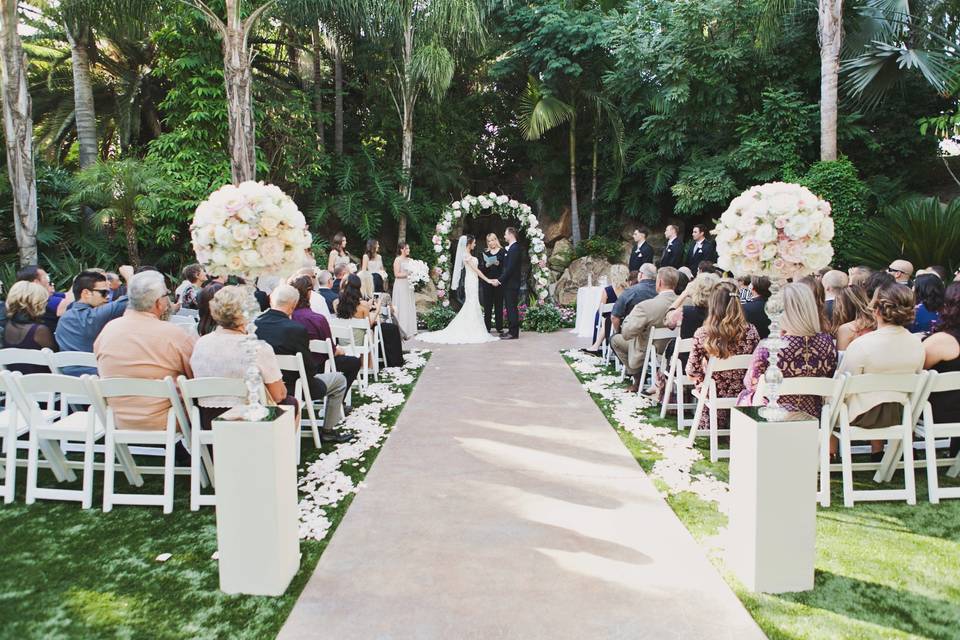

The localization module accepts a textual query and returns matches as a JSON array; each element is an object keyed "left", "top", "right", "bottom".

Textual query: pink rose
[
  {"left": 772, "top": 258, "right": 787, "bottom": 272},
  {"left": 740, "top": 237, "right": 763, "bottom": 259},
  {"left": 779, "top": 240, "right": 804, "bottom": 263},
  {"left": 432, "top": 235, "right": 440, "bottom": 244},
  {"left": 774, "top": 216, "right": 788, "bottom": 229}
]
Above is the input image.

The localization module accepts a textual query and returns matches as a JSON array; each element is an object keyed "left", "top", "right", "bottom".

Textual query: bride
[{"left": 418, "top": 235, "right": 500, "bottom": 344}]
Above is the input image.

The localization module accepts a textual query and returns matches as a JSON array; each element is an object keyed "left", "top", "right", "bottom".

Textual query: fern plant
[{"left": 849, "top": 197, "right": 960, "bottom": 273}]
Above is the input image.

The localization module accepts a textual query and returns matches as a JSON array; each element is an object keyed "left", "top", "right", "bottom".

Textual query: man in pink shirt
[{"left": 94, "top": 270, "right": 197, "bottom": 430}]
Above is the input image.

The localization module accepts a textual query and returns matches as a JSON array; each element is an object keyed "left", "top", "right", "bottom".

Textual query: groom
[{"left": 499, "top": 227, "right": 521, "bottom": 340}]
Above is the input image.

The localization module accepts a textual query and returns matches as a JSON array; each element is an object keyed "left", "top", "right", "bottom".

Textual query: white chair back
[
  {"left": 94, "top": 376, "right": 188, "bottom": 431},
  {"left": 275, "top": 352, "right": 320, "bottom": 453},
  {"left": 177, "top": 376, "right": 249, "bottom": 408},
  {"left": 46, "top": 350, "right": 97, "bottom": 374},
  {"left": 0, "top": 347, "right": 53, "bottom": 371},
  {"left": 309, "top": 338, "right": 337, "bottom": 372},
  {"left": 705, "top": 353, "right": 754, "bottom": 376},
  {"left": 176, "top": 308, "right": 200, "bottom": 319}
]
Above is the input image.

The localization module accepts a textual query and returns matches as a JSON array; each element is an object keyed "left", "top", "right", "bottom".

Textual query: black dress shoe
[
  {"left": 580, "top": 348, "right": 602, "bottom": 356},
  {"left": 320, "top": 429, "right": 354, "bottom": 444},
  {"left": 500, "top": 334, "right": 518, "bottom": 340}
]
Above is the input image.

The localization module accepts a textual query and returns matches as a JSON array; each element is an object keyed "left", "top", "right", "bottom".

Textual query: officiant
[{"left": 481, "top": 233, "right": 507, "bottom": 334}]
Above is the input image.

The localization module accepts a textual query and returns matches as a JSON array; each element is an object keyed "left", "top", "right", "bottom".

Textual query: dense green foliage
[
  {"left": 521, "top": 303, "right": 574, "bottom": 332},
  {"left": 0, "top": 0, "right": 956, "bottom": 275},
  {"left": 574, "top": 235, "right": 624, "bottom": 263},
  {"left": 799, "top": 159, "right": 870, "bottom": 268},
  {"left": 421, "top": 304, "right": 457, "bottom": 331},
  {"left": 850, "top": 197, "right": 960, "bottom": 273}
]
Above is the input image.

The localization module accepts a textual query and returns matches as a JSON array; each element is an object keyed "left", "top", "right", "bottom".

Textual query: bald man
[{"left": 887, "top": 259, "right": 914, "bottom": 285}]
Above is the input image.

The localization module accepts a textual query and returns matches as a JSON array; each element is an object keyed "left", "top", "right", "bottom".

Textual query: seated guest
[
  {"left": 741, "top": 275, "right": 771, "bottom": 339},
  {"left": 821, "top": 270, "right": 848, "bottom": 321},
  {"left": 331, "top": 263, "right": 349, "bottom": 294},
  {"left": 16, "top": 264, "right": 63, "bottom": 331},
  {"left": 924, "top": 265, "right": 948, "bottom": 282},
  {"left": 887, "top": 259, "right": 914, "bottom": 285},
  {"left": 611, "top": 267, "right": 679, "bottom": 392},
  {"left": 848, "top": 265, "right": 872, "bottom": 288},
  {"left": 798, "top": 275, "right": 830, "bottom": 332},
  {"left": 55, "top": 269, "right": 132, "bottom": 375},
  {"left": 911, "top": 273, "right": 944, "bottom": 334},
  {"left": 664, "top": 272, "right": 720, "bottom": 363},
  {"left": 105, "top": 272, "right": 125, "bottom": 302},
  {"left": 865, "top": 270, "right": 896, "bottom": 301},
  {"left": 738, "top": 283, "right": 838, "bottom": 414},
  {"left": 94, "top": 271, "right": 196, "bottom": 429},
  {"left": 673, "top": 269, "right": 690, "bottom": 297},
  {"left": 837, "top": 283, "right": 924, "bottom": 456},
  {"left": 190, "top": 286, "right": 290, "bottom": 427},
  {"left": 736, "top": 275, "right": 752, "bottom": 303},
  {"left": 316, "top": 269, "right": 339, "bottom": 313},
  {"left": 195, "top": 282, "right": 224, "bottom": 337},
  {"left": 3, "top": 281, "right": 57, "bottom": 373},
  {"left": 289, "top": 275, "right": 361, "bottom": 392},
  {"left": 256, "top": 285, "right": 352, "bottom": 443},
  {"left": 697, "top": 260, "right": 717, "bottom": 276},
  {"left": 581, "top": 273, "right": 629, "bottom": 356},
  {"left": 833, "top": 285, "right": 876, "bottom": 350},
  {"left": 175, "top": 263, "right": 206, "bottom": 309},
  {"left": 610, "top": 263, "right": 657, "bottom": 332},
  {"left": 291, "top": 267, "right": 332, "bottom": 318},
  {"left": 335, "top": 274, "right": 404, "bottom": 368},
  {"left": 923, "top": 282, "right": 960, "bottom": 457},
  {"left": 686, "top": 283, "right": 761, "bottom": 433}
]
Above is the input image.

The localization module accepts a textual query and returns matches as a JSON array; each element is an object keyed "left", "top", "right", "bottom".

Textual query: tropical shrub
[
  {"left": 522, "top": 303, "right": 570, "bottom": 333},
  {"left": 849, "top": 197, "right": 960, "bottom": 274},
  {"left": 799, "top": 159, "right": 869, "bottom": 268},
  {"left": 575, "top": 235, "right": 624, "bottom": 263},
  {"left": 422, "top": 305, "right": 456, "bottom": 331}
]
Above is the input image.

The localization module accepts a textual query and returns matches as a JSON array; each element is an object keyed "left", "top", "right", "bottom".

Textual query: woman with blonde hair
[
  {"left": 3, "top": 281, "right": 56, "bottom": 373},
  {"left": 685, "top": 282, "right": 760, "bottom": 432},
  {"left": 481, "top": 233, "right": 507, "bottom": 334},
  {"left": 581, "top": 271, "right": 632, "bottom": 356},
  {"left": 833, "top": 285, "right": 875, "bottom": 349},
  {"left": 738, "top": 283, "right": 838, "bottom": 414}
]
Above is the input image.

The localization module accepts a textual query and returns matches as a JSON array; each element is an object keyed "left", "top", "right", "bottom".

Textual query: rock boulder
[
  {"left": 414, "top": 279, "right": 439, "bottom": 314},
  {"left": 554, "top": 258, "right": 630, "bottom": 306}
]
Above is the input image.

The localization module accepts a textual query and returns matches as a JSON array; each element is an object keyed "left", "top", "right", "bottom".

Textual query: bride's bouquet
[
  {"left": 191, "top": 181, "right": 312, "bottom": 278},
  {"left": 406, "top": 259, "right": 430, "bottom": 292},
  {"left": 714, "top": 182, "right": 834, "bottom": 279}
]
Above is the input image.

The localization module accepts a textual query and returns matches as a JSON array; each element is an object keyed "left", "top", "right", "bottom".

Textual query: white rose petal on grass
[{"left": 155, "top": 553, "right": 172, "bottom": 563}]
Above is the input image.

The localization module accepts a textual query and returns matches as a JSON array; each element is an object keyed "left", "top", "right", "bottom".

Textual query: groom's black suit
[{"left": 500, "top": 241, "right": 522, "bottom": 338}]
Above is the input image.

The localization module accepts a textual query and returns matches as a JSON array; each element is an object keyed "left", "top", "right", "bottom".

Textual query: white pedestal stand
[
  {"left": 212, "top": 405, "right": 300, "bottom": 596},
  {"left": 727, "top": 407, "right": 818, "bottom": 593}
]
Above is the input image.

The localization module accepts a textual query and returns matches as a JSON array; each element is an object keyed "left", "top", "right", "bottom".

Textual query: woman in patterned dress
[
  {"left": 686, "top": 282, "right": 760, "bottom": 432},
  {"left": 738, "top": 283, "right": 838, "bottom": 416}
]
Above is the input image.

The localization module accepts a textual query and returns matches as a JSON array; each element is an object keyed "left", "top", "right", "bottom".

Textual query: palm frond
[
  {"left": 410, "top": 39, "right": 455, "bottom": 101},
  {"left": 518, "top": 76, "right": 573, "bottom": 141},
  {"left": 849, "top": 197, "right": 960, "bottom": 272}
]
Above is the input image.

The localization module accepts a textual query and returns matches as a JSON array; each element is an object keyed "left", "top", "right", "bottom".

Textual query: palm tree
[
  {"left": 0, "top": 0, "right": 38, "bottom": 265},
  {"left": 182, "top": 0, "right": 277, "bottom": 184},
  {"left": 358, "top": 0, "right": 488, "bottom": 243},
  {"left": 68, "top": 159, "right": 166, "bottom": 268}
]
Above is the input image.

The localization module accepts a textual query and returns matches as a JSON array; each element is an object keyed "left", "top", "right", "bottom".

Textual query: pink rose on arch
[
  {"left": 432, "top": 235, "right": 440, "bottom": 245},
  {"left": 774, "top": 216, "right": 788, "bottom": 229},
  {"left": 780, "top": 240, "right": 804, "bottom": 263},
  {"left": 772, "top": 257, "right": 787, "bottom": 272},
  {"left": 740, "top": 237, "right": 763, "bottom": 259}
]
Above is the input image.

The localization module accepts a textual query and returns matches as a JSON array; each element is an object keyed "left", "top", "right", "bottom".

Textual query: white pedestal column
[
  {"left": 727, "top": 407, "right": 818, "bottom": 593},
  {"left": 212, "top": 405, "right": 300, "bottom": 596}
]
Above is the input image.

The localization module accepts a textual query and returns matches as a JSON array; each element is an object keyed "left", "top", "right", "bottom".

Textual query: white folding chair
[
  {"left": 311, "top": 337, "right": 351, "bottom": 407},
  {"left": 0, "top": 347, "right": 54, "bottom": 373},
  {"left": 595, "top": 303, "right": 614, "bottom": 361},
  {"left": 176, "top": 308, "right": 200, "bottom": 319},
  {"left": 14, "top": 373, "right": 105, "bottom": 509},
  {"left": 329, "top": 318, "right": 374, "bottom": 389},
  {"left": 918, "top": 371, "right": 960, "bottom": 503},
  {"left": 638, "top": 326, "right": 677, "bottom": 391},
  {"left": 660, "top": 337, "right": 697, "bottom": 430},
  {"left": 94, "top": 377, "right": 188, "bottom": 514},
  {"left": 0, "top": 371, "right": 30, "bottom": 503},
  {"left": 177, "top": 376, "right": 247, "bottom": 511},
  {"left": 275, "top": 353, "right": 321, "bottom": 458},
  {"left": 46, "top": 350, "right": 97, "bottom": 375},
  {"left": 833, "top": 372, "right": 928, "bottom": 507},
  {"left": 688, "top": 354, "right": 754, "bottom": 462}
]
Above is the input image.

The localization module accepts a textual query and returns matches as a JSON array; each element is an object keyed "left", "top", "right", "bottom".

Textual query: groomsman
[
  {"left": 684, "top": 224, "right": 718, "bottom": 273},
  {"left": 628, "top": 228, "right": 654, "bottom": 272},
  {"left": 659, "top": 224, "right": 683, "bottom": 268}
]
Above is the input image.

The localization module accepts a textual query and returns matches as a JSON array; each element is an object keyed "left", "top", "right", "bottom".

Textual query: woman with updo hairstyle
[
  {"left": 837, "top": 283, "right": 924, "bottom": 445},
  {"left": 3, "top": 281, "right": 56, "bottom": 373},
  {"left": 738, "top": 283, "right": 837, "bottom": 414},
  {"left": 685, "top": 281, "right": 760, "bottom": 433}
]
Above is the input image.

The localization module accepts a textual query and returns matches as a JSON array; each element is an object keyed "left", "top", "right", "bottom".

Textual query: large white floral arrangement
[
  {"left": 432, "top": 193, "right": 550, "bottom": 306},
  {"left": 715, "top": 182, "right": 834, "bottom": 279},
  {"left": 191, "top": 181, "right": 313, "bottom": 278},
  {"left": 405, "top": 259, "right": 430, "bottom": 292}
]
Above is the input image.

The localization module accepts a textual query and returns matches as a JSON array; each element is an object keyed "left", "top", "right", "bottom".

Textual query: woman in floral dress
[
  {"left": 685, "top": 282, "right": 760, "bottom": 432},
  {"left": 738, "top": 283, "right": 838, "bottom": 416}
]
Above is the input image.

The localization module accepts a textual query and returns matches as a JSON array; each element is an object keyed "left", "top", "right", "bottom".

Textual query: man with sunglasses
[
  {"left": 55, "top": 267, "right": 133, "bottom": 375},
  {"left": 887, "top": 259, "right": 914, "bottom": 285}
]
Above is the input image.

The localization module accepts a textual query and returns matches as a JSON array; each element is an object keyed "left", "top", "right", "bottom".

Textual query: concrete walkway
[{"left": 279, "top": 332, "right": 766, "bottom": 640}]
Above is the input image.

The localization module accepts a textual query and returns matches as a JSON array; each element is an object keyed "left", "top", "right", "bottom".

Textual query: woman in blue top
[
  {"left": 911, "top": 273, "right": 944, "bottom": 334},
  {"left": 581, "top": 274, "right": 629, "bottom": 356}
]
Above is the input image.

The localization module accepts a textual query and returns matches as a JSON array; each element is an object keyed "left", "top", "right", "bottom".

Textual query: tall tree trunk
[
  {"left": 568, "top": 113, "right": 581, "bottom": 246},
  {"left": 123, "top": 212, "right": 141, "bottom": 269},
  {"left": 333, "top": 39, "right": 344, "bottom": 156},
  {"left": 589, "top": 131, "right": 598, "bottom": 239},
  {"left": 396, "top": 23, "right": 415, "bottom": 245},
  {"left": 0, "top": 0, "right": 37, "bottom": 266},
  {"left": 222, "top": 0, "right": 256, "bottom": 183},
  {"left": 818, "top": 0, "right": 842, "bottom": 161},
  {"left": 311, "top": 23, "right": 325, "bottom": 148},
  {"left": 64, "top": 23, "right": 97, "bottom": 168}
]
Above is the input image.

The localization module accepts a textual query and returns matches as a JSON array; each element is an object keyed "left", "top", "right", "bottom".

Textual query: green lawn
[
  {"left": 564, "top": 352, "right": 960, "bottom": 640},
  {"left": 0, "top": 354, "right": 429, "bottom": 640}
]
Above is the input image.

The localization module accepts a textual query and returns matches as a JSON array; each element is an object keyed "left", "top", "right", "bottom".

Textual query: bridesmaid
[
  {"left": 361, "top": 239, "right": 389, "bottom": 293},
  {"left": 392, "top": 242, "right": 418, "bottom": 338},
  {"left": 327, "top": 232, "right": 351, "bottom": 272}
]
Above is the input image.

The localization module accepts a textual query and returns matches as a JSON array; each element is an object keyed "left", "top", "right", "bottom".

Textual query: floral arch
[{"left": 432, "top": 193, "right": 550, "bottom": 306}]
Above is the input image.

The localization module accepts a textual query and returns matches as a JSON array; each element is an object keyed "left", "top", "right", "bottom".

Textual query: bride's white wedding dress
[{"left": 418, "top": 256, "right": 498, "bottom": 344}]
